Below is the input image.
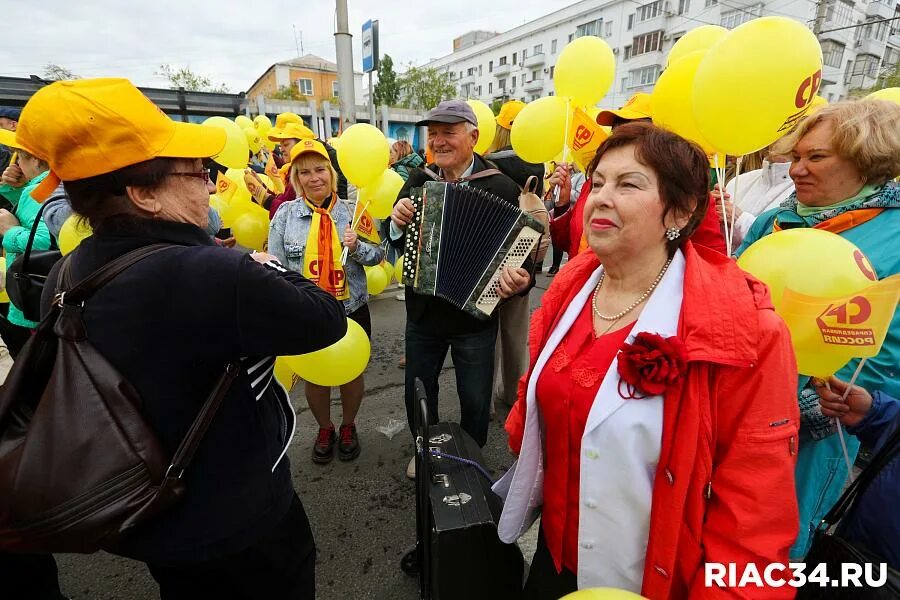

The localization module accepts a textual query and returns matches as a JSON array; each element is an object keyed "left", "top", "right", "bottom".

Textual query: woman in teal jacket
[
  {"left": 0, "top": 145, "right": 52, "bottom": 356},
  {"left": 736, "top": 99, "right": 900, "bottom": 559}
]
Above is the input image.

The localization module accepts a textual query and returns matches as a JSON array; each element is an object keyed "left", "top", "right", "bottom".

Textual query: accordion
[{"left": 400, "top": 181, "right": 544, "bottom": 320}]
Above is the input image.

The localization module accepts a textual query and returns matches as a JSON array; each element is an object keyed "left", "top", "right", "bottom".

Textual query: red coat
[
  {"left": 506, "top": 243, "right": 799, "bottom": 599},
  {"left": 550, "top": 187, "right": 727, "bottom": 258}
]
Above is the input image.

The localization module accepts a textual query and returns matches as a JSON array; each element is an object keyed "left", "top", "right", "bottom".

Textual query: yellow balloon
[
  {"left": 209, "top": 193, "right": 231, "bottom": 224},
  {"left": 381, "top": 260, "right": 394, "bottom": 283},
  {"left": 555, "top": 36, "right": 616, "bottom": 106},
  {"left": 58, "top": 215, "right": 93, "bottom": 255},
  {"left": 285, "top": 319, "right": 371, "bottom": 386},
  {"left": 224, "top": 168, "right": 252, "bottom": 204},
  {"left": 203, "top": 117, "right": 250, "bottom": 169},
  {"left": 866, "top": 87, "right": 900, "bottom": 105},
  {"left": 466, "top": 99, "right": 497, "bottom": 155},
  {"left": 0, "top": 257, "right": 8, "bottom": 303},
  {"left": 235, "top": 115, "right": 253, "bottom": 129},
  {"left": 253, "top": 114, "right": 273, "bottom": 134},
  {"left": 243, "top": 127, "right": 262, "bottom": 154},
  {"left": 693, "top": 17, "right": 824, "bottom": 156},
  {"left": 273, "top": 356, "right": 299, "bottom": 391},
  {"left": 511, "top": 96, "right": 571, "bottom": 164},
  {"left": 737, "top": 229, "right": 878, "bottom": 375},
  {"left": 561, "top": 588, "right": 647, "bottom": 600},
  {"left": 394, "top": 256, "right": 404, "bottom": 283},
  {"left": 667, "top": 25, "right": 728, "bottom": 67},
  {"left": 359, "top": 169, "right": 404, "bottom": 219},
  {"left": 336, "top": 123, "right": 390, "bottom": 188},
  {"left": 653, "top": 51, "right": 723, "bottom": 156},
  {"left": 232, "top": 208, "right": 270, "bottom": 250},
  {"left": 365, "top": 265, "right": 388, "bottom": 295}
]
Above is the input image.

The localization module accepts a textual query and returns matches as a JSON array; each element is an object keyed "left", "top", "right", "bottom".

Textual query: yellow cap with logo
[
  {"left": 496, "top": 100, "right": 526, "bottom": 130},
  {"left": 289, "top": 138, "right": 331, "bottom": 163},
  {"left": 595, "top": 92, "right": 654, "bottom": 127},
  {"left": 268, "top": 122, "right": 316, "bottom": 142}
]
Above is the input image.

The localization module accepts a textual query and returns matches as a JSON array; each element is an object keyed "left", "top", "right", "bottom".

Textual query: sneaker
[
  {"left": 406, "top": 455, "right": 416, "bottom": 479},
  {"left": 338, "top": 423, "right": 361, "bottom": 461},
  {"left": 312, "top": 425, "right": 336, "bottom": 464}
]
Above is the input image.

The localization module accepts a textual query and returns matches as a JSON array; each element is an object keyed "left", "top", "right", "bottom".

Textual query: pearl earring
[{"left": 665, "top": 227, "right": 681, "bottom": 241}]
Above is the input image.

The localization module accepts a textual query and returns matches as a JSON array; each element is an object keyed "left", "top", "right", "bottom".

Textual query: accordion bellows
[{"left": 401, "top": 181, "right": 545, "bottom": 320}]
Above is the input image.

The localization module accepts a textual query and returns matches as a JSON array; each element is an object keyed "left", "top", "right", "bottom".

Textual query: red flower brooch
[{"left": 617, "top": 332, "right": 688, "bottom": 399}]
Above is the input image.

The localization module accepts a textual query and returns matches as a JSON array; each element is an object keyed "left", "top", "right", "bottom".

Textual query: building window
[
  {"left": 513, "top": 52, "right": 518, "bottom": 65},
  {"left": 522, "top": 48, "right": 528, "bottom": 60},
  {"left": 499, "top": 56, "right": 507, "bottom": 66},
  {"left": 489, "top": 60, "right": 493, "bottom": 72},
  {"left": 576, "top": 18, "right": 604, "bottom": 37},
  {"left": 621, "top": 77, "right": 629, "bottom": 92},
  {"left": 627, "top": 14, "right": 635, "bottom": 30},
  {"left": 297, "top": 78, "right": 313, "bottom": 95},
  {"left": 844, "top": 59, "right": 854, "bottom": 83},
  {"left": 605, "top": 21, "right": 614, "bottom": 37},
  {"left": 678, "top": 0, "right": 690, "bottom": 14},
  {"left": 632, "top": 31, "right": 664, "bottom": 56},
  {"left": 534, "top": 43, "right": 543, "bottom": 54},
  {"left": 551, "top": 39, "right": 558, "bottom": 53},
  {"left": 705, "top": 0, "right": 717, "bottom": 7},
  {"left": 720, "top": 4, "right": 762, "bottom": 29},
  {"left": 820, "top": 40, "right": 846, "bottom": 68},
  {"left": 550, "top": 65, "right": 555, "bottom": 79},
  {"left": 479, "top": 65, "right": 483, "bottom": 76},
  {"left": 627, "top": 65, "right": 662, "bottom": 88},
  {"left": 332, "top": 81, "right": 340, "bottom": 97},
  {"left": 637, "top": 0, "right": 664, "bottom": 21},
  {"left": 857, "top": 17, "right": 891, "bottom": 42},
  {"left": 531, "top": 94, "right": 540, "bottom": 101},
  {"left": 568, "top": 33, "right": 575, "bottom": 42},
  {"left": 825, "top": 0, "right": 854, "bottom": 25},
  {"left": 853, "top": 54, "right": 880, "bottom": 78},
  {"left": 467, "top": 67, "right": 476, "bottom": 76},
  {"left": 624, "top": 45, "right": 633, "bottom": 60},
  {"left": 499, "top": 78, "right": 506, "bottom": 90},
  {"left": 489, "top": 82, "right": 493, "bottom": 94},
  {"left": 519, "top": 74, "right": 525, "bottom": 87}
]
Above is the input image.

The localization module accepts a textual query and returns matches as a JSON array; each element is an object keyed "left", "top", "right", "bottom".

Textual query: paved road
[{"left": 56, "top": 274, "right": 554, "bottom": 599}]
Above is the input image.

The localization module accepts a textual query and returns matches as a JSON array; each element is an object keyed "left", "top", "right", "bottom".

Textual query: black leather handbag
[
  {"left": 6, "top": 201, "right": 62, "bottom": 322},
  {"left": 797, "top": 422, "right": 900, "bottom": 599}
]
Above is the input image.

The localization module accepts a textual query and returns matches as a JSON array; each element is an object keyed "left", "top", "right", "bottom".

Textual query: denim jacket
[{"left": 268, "top": 196, "right": 383, "bottom": 314}]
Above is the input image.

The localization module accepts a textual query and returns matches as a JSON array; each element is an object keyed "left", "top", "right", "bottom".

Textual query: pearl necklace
[{"left": 592, "top": 257, "right": 673, "bottom": 321}]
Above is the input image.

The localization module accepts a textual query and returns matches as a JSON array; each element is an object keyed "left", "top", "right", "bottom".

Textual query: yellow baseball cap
[
  {"left": 595, "top": 92, "right": 653, "bottom": 126},
  {"left": 268, "top": 122, "right": 315, "bottom": 142},
  {"left": 289, "top": 138, "right": 330, "bottom": 163},
  {"left": 16, "top": 78, "right": 226, "bottom": 201},
  {"left": 0, "top": 129, "right": 32, "bottom": 153},
  {"left": 496, "top": 100, "right": 526, "bottom": 130}
]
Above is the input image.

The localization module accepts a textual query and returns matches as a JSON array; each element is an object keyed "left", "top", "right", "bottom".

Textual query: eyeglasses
[{"left": 169, "top": 169, "right": 211, "bottom": 184}]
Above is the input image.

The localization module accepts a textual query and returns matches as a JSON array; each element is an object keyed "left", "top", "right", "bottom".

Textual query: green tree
[
  {"left": 43, "top": 64, "right": 79, "bottom": 81},
  {"left": 490, "top": 99, "right": 503, "bottom": 115},
  {"left": 156, "top": 64, "right": 230, "bottom": 93},
  {"left": 374, "top": 54, "right": 400, "bottom": 107},
  {"left": 268, "top": 85, "right": 306, "bottom": 101},
  {"left": 397, "top": 65, "right": 457, "bottom": 110}
]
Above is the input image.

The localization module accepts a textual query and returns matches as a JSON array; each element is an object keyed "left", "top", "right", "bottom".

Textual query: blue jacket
[
  {"left": 737, "top": 181, "right": 900, "bottom": 557},
  {"left": 842, "top": 392, "right": 900, "bottom": 569},
  {"left": 268, "top": 196, "right": 383, "bottom": 315}
]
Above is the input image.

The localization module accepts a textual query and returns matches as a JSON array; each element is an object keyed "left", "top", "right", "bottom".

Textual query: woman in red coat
[{"left": 496, "top": 123, "right": 799, "bottom": 599}]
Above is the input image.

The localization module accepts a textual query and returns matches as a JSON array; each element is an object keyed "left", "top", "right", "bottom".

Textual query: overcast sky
[{"left": 4, "top": 0, "right": 560, "bottom": 92}]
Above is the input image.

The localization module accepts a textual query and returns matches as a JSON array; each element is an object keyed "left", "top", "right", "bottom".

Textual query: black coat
[
  {"left": 483, "top": 146, "right": 545, "bottom": 196},
  {"left": 41, "top": 217, "right": 346, "bottom": 565},
  {"left": 392, "top": 154, "right": 524, "bottom": 334}
]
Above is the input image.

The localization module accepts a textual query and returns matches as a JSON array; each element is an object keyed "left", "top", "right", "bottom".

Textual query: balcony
[
  {"left": 855, "top": 36, "right": 886, "bottom": 57},
  {"left": 865, "top": 0, "right": 896, "bottom": 20},
  {"left": 524, "top": 52, "right": 546, "bottom": 68},
  {"left": 493, "top": 62, "right": 512, "bottom": 77},
  {"left": 459, "top": 73, "right": 476, "bottom": 85},
  {"left": 523, "top": 78, "right": 545, "bottom": 92}
]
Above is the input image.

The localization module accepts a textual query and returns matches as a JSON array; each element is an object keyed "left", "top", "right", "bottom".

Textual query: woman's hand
[
  {"left": 548, "top": 163, "right": 572, "bottom": 208},
  {"left": 1, "top": 164, "right": 25, "bottom": 188},
  {"left": 249, "top": 251, "right": 279, "bottom": 264},
  {"left": 343, "top": 225, "right": 358, "bottom": 252},
  {"left": 498, "top": 266, "right": 531, "bottom": 298},
  {"left": 0, "top": 209, "right": 20, "bottom": 235},
  {"left": 710, "top": 184, "right": 740, "bottom": 223},
  {"left": 812, "top": 376, "right": 873, "bottom": 428}
]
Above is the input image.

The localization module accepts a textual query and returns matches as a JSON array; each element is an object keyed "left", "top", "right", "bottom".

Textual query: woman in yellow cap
[
  {"left": 12, "top": 78, "right": 347, "bottom": 598},
  {"left": 268, "top": 138, "right": 384, "bottom": 464}
]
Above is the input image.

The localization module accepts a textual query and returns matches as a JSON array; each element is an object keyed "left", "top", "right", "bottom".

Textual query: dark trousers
[
  {"left": 0, "top": 553, "right": 66, "bottom": 600},
  {"left": 404, "top": 319, "right": 498, "bottom": 447},
  {"left": 550, "top": 245, "right": 565, "bottom": 270},
  {"left": 147, "top": 495, "right": 316, "bottom": 600},
  {"left": 523, "top": 526, "right": 578, "bottom": 600}
]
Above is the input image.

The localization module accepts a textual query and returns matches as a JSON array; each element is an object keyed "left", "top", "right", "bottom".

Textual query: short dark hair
[
  {"left": 587, "top": 122, "right": 710, "bottom": 256},
  {"left": 63, "top": 157, "right": 178, "bottom": 230}
]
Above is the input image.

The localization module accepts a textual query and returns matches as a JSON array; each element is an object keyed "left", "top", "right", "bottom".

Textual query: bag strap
[
  {"left": 820, "top": 418, "right": 900, "bottom": 529},
  {"left": 162, "top": 362, "right": 240, "bottom": 484},
  {"left": 523, "top": 175, "right": 539, "bottom": 195},
  {"left": 20, "top": 200, "right": 52, "bottom": 273},
  {"left": 421, "top": 165, "right": 503, "bottom": 184},
  {"left": 58, "top": 243, "right": 175, "bottom": 306}
]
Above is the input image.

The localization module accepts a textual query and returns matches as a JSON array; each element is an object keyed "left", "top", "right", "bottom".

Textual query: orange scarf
[
  {"left": 774, "top": 208, "right": 884, "bottom": 235},
  {"left": 302, "top": 194, "right": 349, "bottom": 300}
]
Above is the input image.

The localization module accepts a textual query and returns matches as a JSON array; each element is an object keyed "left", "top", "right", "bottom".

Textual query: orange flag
[
  {"left": 215, "top": 174, "right": 237, "bottom": 202},
  {"left": 780, "top": 274, "right": 900, "bottom": 376},
  {"left": 265, "top": 154, "right": 286, "bottom": 193},
  {"left": 352, "top": 200, "right": 381, "bottom": 244},
  {"left": 567, "top": 107, "right": 608, "bottom": 172}
]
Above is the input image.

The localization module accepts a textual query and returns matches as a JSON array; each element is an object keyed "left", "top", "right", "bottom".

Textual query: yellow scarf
[{"left": 303, "top": 194, "right": 349, "bottom": 300}]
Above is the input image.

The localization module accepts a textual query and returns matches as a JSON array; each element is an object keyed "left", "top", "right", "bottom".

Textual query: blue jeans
[{"left": 404, "top": 319, "right": 498, "bottom": 447}]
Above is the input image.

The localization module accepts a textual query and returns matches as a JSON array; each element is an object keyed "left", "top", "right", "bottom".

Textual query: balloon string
[
  {"left": 834, "top": 357, "right": 867, "bottom": 481},
  {"left": 340, "top": 199, "right": 371, "bottom": 266},
  {"left": 728, "top": 155, "right": 743, "bottom": 256},
  {"left": 562, "top": 97, "right": 571, "bottom": 163},
  {"left": 714, "top": 153, "right": 731, "bottom": 255}
]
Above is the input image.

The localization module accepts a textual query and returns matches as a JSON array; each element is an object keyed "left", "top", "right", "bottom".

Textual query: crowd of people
[{"left": 0, "top": 74, "right": 897, "bottom": 600}]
